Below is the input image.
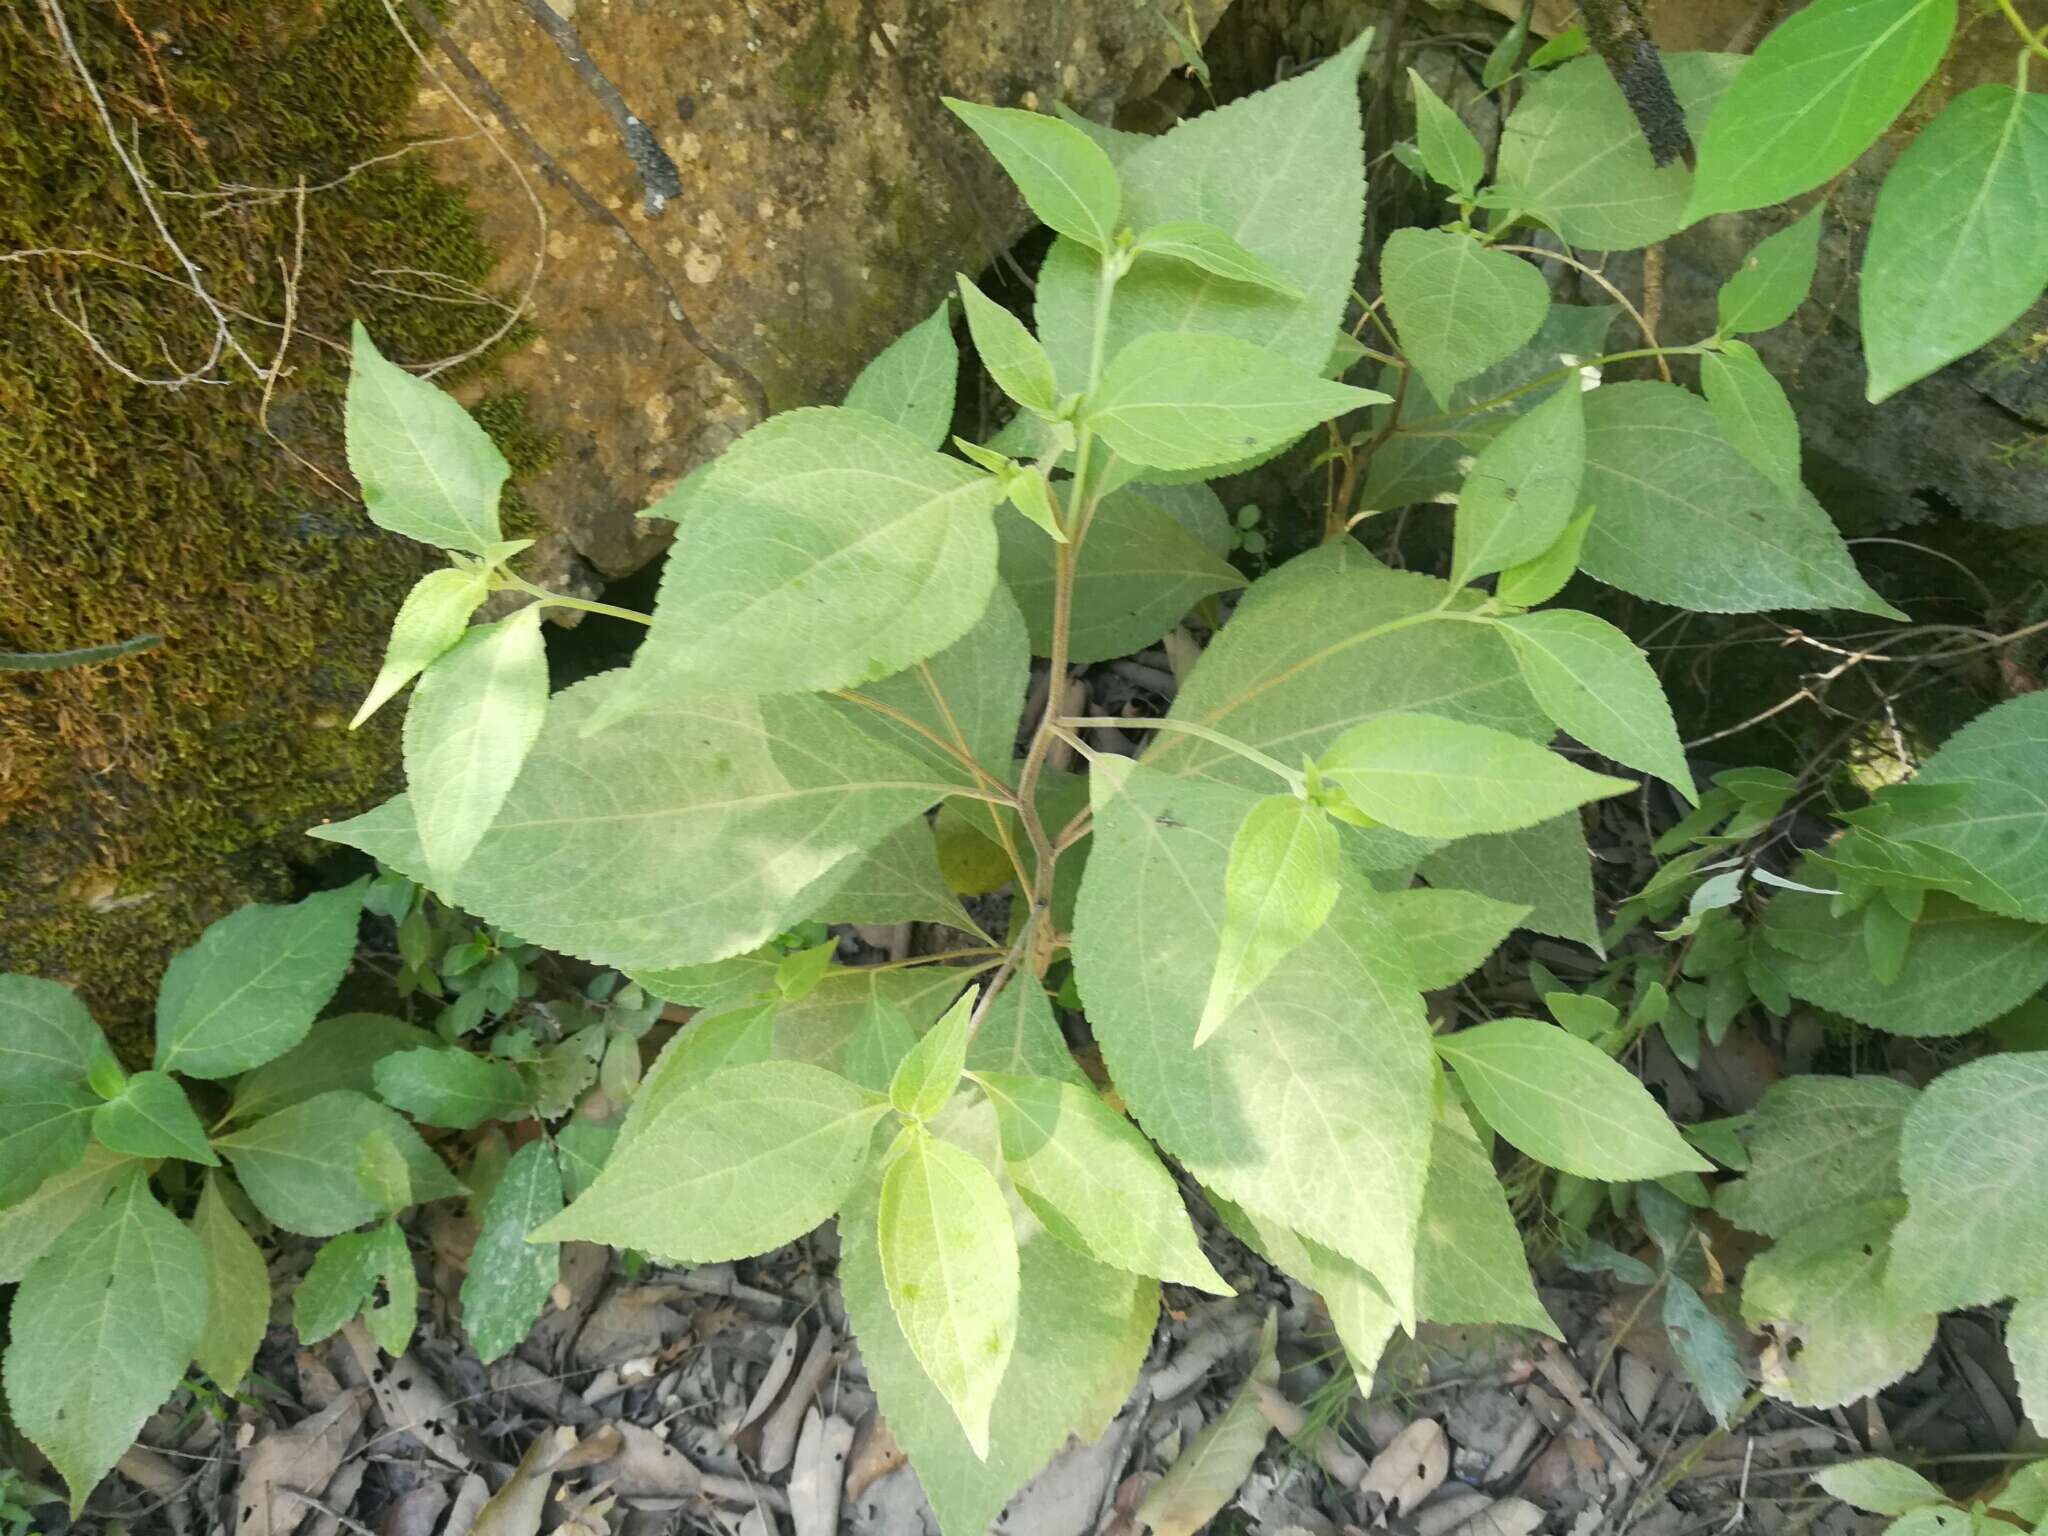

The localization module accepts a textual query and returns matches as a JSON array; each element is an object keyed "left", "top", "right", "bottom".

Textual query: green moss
[
  {"left": 0, "top": 0, "right": 530, "bottom": 1047},
  {"left": 777, "top": 12, "right": 843, "bottom": 110}
]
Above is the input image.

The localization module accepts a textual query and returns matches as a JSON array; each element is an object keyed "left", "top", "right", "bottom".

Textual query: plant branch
[
  {"left": 1059, "top": 716, "right": 1303, "bottom": 791},
  {"left": 1490, "top": 244, "right": 1673, "bottom": 379},
  {"left": 509, "top": 0, "right": 683, "bottom": 217},
  {"left": 1996, "top": 0, "right": 2048, "bottom": 62}
]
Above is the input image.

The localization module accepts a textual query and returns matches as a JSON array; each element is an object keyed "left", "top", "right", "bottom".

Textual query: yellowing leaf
[
  {"left": 352, "top": 566, "right": 488, "bottom": 728},
  {"left": 1137, "top": 1312, "right": 1278, "bottom": 1536},
  {"left": 891, "top": 990, "right": 975, "bottom": 1121}
]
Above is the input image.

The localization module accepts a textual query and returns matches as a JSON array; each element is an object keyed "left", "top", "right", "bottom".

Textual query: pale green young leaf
[
  {"left": 4, "top": 1171, "right": 207, "bottom": 1514},
  {"left": 215, "top": 1089, "right": 461, "bottom": 1236},
  {"left": 1876, "top": 692, "right": 2048, "bottom": 924},
  {"left": 461, "top": 1138, "right": 562, "bottom": 1364},
  {"left": 345, "top": 321, "right": 507, "bottom": 554},
  {"left": 1197, "top": 794, "right": 1342, "bottom": 1047},
  {"left": 1743, "top": 1199, "right": 1936, "bottom": 1408},
  {"left": 878, "top": 1125, "right": 1020, "bottom": 1457},
  {"left": 1663, "top": 1278, "right": 1749, "bottom": 1426},
  {"left": 1434, "top": 1019, "right": 1710, "bottom": 1179},
  {"left": 1451, "top": 380, "right": 1585, "bottom": 586},
  {"left": 1085, "top": 331, "right": 1385, "bottom": 473},
  {"left": 964, "top": 979, "right": 1085, "bottom": 1087},
  {"left": 0, "top": 1081, "right": 93, "bottom": 1205},
  {"left": 534, "top": 1061, "right": 888, "bottom": 1259},
  {"left": 1002, "top": 465, "right": 1067, "bottom": 544},
  {"left": 373, "top": 1047, "right": 532, "bottom": 1129},
  {"left": 1500, "top": 610, "right": 1696, "bottom": 800},
  {"left": 956, "top": 276, "right": 1057, "bottom": 416},
  {"left": 2010, "top": 1297, "right": 2048, "bottom": 1436},
  {"left": 1701, "top": 341, "right": 1801, "bottom": 499},
  {"left": 1381, "top": 229, "right": 1550, "bottom": 406},
  {"left": 1494, "top": 53, "right": 1740, "bottom": 249},
  {"left": 1685, "top": 0, "right": 1956, "bottom": 221},
  {"left": 1416, "top": 1120, "right": 1559, "bottom": 1334},
  {"left": 405, "top": 605, "right": 548, "bottom": 884},
  {"left": 891, "top": 990, "right": 975, "bottom": 1121},
  {"left": 1813, "top": 1459, "right": 1946, "bottom": 1517},
  {"left": 1580, "top": 383, "right": 1901, "bottom": 617},
  {"left": 627, "top": 407, "right": 1004, "bottom": 699},
  {"left": 0, "top": 1144, "right": 134, "bottom": 1285},
  {"left": 1715, "top": 1075, "right": 1917, "bottom": 1237},
  {"left": 1073, "top": 757, "right": 1435, "bottom": 1323},
  {"left": 0, "top": 974, "right": 104, "bottom": 1089},
  {"left": 351, "top": 566, "right": 488, "bottom": 728},
  {"left": 845, "top": 995, "right": 921, "bottom": 1095},
  {"left": 804, "top": 817, "right": 985, "bottom": 937},
  {"left": 996, "top": 484, "right": 1239, "bottom": 664},
  {"left": 844, "top": 297, "right": 958, "bottom": 448},
  {"left": 318, "top": 671, "right": 951, "bottom": 975},
  {"left": 154, "top": 879, "right": 367, "bottom": 1079},
  {"left": 1376, "top": 886, "right": 1529, "bottom": 990},
  {"left": 1136, "top": 1313, "right": 1278, "bottom": 1536},
  {"left": 1717, "top": 208, "right": 1822, "bottom": 336},
  {"left": 977, "top": 1070, "right": 1231, "bottom": 1293},
  {"left": 1408, "top": 68, "right": 1485, "bottom": 197},
  {"left": 1418, "top": 815, "right": 1601, "bottom": 951},
  {"left": 944, "top": 99, "right": 1120, "bottom": 251},
  {"left": 1888, "top": 1054, "right": 2048, "bottom": 1312},
  {"left": 1316, "top": 712, "right": 1633, "bottom": 839},
  {"left": 226, "top": 1013, "right": 434, "bottom": 1125},
  {"left": 354, "top": 1127, "right": 412, "bottom": 1216},
  {"left": 839, "top": 1166, "right": 1156, "bottom": 1536},
  {"left": 1763, "top": 889, "right": 2048, "bottom": 1036},
  {"left": 1547, "top": 992, "right": 1619, "bottom": 1040},
  {"left": 1131, "top": 221, "right": 1306, "bottom": 298},
  {"left": 91, "top": 1070, "right": 217, "bottom": 1165},
  {"left": 191, "top": 1174, "right": 269, "bottom": 1390},
  {"left": 1863, "top": 86, "right": 2048, "bottom": 402},
  {"left": 294, "top": 1229, "right": 381, "bottom": 1343}
]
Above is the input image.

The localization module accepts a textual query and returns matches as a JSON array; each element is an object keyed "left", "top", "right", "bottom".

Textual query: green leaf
[
  {"left": 878, "top": 1124, "right": 1020, "bottom": 1457},
  {"left": 372, "top": 1048, "right": 532, "bottom": 1129},
  {"left": 1085, "top": 332, "right": 1385, "bottom": 473},
  {"left": 352, "top": 566, "right": 489, "bottom": 728},
  {"left": 91, "top": 1070, "right": 216, "bottom": 1165},
  {"left": 1377, "top": 886, "right": 1529, "bottom": 990},
  {"left": 805, "top": 818, "right": 985, "bottom": 937},
  {"left": 1579, "top": 383, "right": 1900, "bottom": 617},
  {"left": 214, "top": 1089, "right": 462, "bottom": 1236},
  {"left": 153, "top": 880, "right": 366, "bottom": 1080},
  {"left": 1073, "top": 757, "right": 1436, "bottom": 1323},
  {"left": 355, "top": 1127, "right": 414, "bottom": 1216},
  {"left": 996, "top": 484, "right": 1240, "bottom": 665},
  {"left": 345, "top": 321, "right": 508, "bottom": 554},
  {"left": 1863, "top": 85, "right": 2048, "bottom": 401},
  {"left": 1198, "top": 794, "right": 1342, "bottom": 1046},
  {"left": 461, "top": 1138, "right": 562, "bottom": 1364},
  {"left": 1875, "top": 693, "right": 2048, "bottom": 924},
  {"left": 5, "top": 1172, "right": 208, "bottom": 1514},
  {"left": 0, "top": 1144, "right": 135, "bottom": 1285},
  {"left": 627, "top": 407, "right": 1005, "bottom": 698},
  {"left": 1381, "top": 229, "right": 1551, "bottom": 406},
  {"left": 555, "top": 1115, "right": 618, "bottom": 1199},
  {"left": 977, "top": 1070, "right": 1230, "bottom": 1293},
  {"left": 0, "top": 1080, "right": 93, "bottom": 1205},
  {"left": 845, "top": 994, "right": 922, "bottom": 1095},
  {"left": 1035, "top": 36, "right": 1370, "bottom": 388},
  {"left": 1717, "top": 208, "right": 1822, "bottom": 336},
  {"left": 406, "top": 606, "right": 549, "bottom": 885},
  {"left": 1434, "top": 1018, "right": 1710, "bottom": 1179},
  {"left": 955, "top": 276, "right": 1056, "bottom": 416},
  {"left": 1451, "top": 381, "right": 1585, "bottom": 587},
  {"left": 839, "top": 1163, "right": 1155, "bottom": 1536},
  {"left": 0, "top": 974, "right": 105, "bottom": 1089},
  {"left": 191, "top": 1174, "right": 270, "bottom": 1390},
  {"left": 293, "top": 1229, "right": 382, "bottom": 1343},
  {"left": 1743, "top": 1199, "right": 1936, "bottom": 1408},
  {"left": 1496, "top": 504, "right": 1596, "bottom": 608},
  {"left": 533, "top": 1061, "right": 888, "bottom": 1259},
  {"left": 1663, "top": 1278, "right": 1750, "bottom": 1426},
  {"left": 891, "top": 990, "right": 975, "bottom": 1121},
  {"left": 1416, "top": 1120, "right": 1559, "bottom": 1334},
  {"left": 1864, "top": 895, "right": 1912, "bottom": 986},
  {"left": 318, "top": 671, "right": 950, "bottom": 975},
  {"left": 1701, "top": 341, "right": 1801, "bottom": 498},
  {"left": 1316, "top": 712, "right": 1632, "bottom": 839},
  {"left": 1052, "top": 101, "right": 1146, "bottom": 164},
  {"left": 1130, "top": 221, "right": 1306, "bottom": 298},
  {"left": 1887, "top": 1054, "right": 2048, "bottom": 1312},
  {"left": 1813, "top": 1459, "right": 1946, "bottom": 1517},
  {"left": 1136, "top": 1312, "right": 1278, "bottom": 1536},
  {"left": 964, "top": 979, "right": 1085, "bottom": 1087},
  {"left": 1685, "top": 0, "right": 1956, "bottom": 221},
  {"left": 944, "top": 99, "right": 1120, "bottom": 253},
  {"left": 1419, "top": 816, "right": 1600, "bottom": 951},
  {"left": 2010, "top": 1297, "right": 2048, "bottom": 1436},
  {"left": 1408, "top": 68, "right": 1485, "bottom": 197},
  {"left": 1483, "top": 7, "right": 1530, "bottom": 87},
  {"left": 1500, "top": 610, "right": 1695, "bottom": 800},
  {"left": 1495, "top": 53, "right": 1740, "bottom": 249},
  {"left": 844, "top": 297, "right": 958, "bottom": 448},
  {"left": 226, "top": 1013, "right": 434, "bottom": 1125},
  {"left": 1763, "top": 889, "right": 2048, "bottom": 1036},
  {"left": 360, "top": 1221, "right": 419, "bottom": 1355},
  {"left": 1715, "top": 1075, "right": 1917, "bottom": 1237}
]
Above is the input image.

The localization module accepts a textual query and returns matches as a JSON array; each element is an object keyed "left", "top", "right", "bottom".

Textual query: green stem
[
  {"left": 501, "top": 574, "right": 654, "bottom": 627},
  {"left": 1996, "top": 0, "right": 2048, "bottom": 62},
  {"left": 1060, "top": 715, "right": 1305, "bottom": 791},
  {"left": 1399, "top": 346, "right": 1707, "bottom": 431}
]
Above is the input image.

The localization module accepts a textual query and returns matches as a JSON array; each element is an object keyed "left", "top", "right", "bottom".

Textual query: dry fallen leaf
[
  {"left": 340, "top": 1322, "right": 468, "bottom": 1468},
  {"left": 1358, "top": 1418, "right": 1448, "bottom": 1518},
  {"left": 1136, "top": 1312, "right": 1277, "bottom": 1536},
  {"left": 232, "top": 1390, "right": 365, "bottom": 1536},
  {"left": 789, "top": 1408, "right": 855, "bottom": 1536},
  {"left": 442, "top": 1472, "right": 491, "bottom": 1536},
  {"left": 467, "top": 1426, "right": 577, "bottom": 1536},
  {"left": 844, "top": 1415, "right": 907, "bottom": 1502},
  {"left": 729, "top": 1319, "right": 803, "bottom": 1439},
  {"left": 597, "top": 1420, "right": 703, "bottom": 1497}
]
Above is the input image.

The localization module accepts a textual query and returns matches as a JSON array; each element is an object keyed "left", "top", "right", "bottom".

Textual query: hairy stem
[{"left": 1058, "top": 715, "right": 1304, "bottom": 791}]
